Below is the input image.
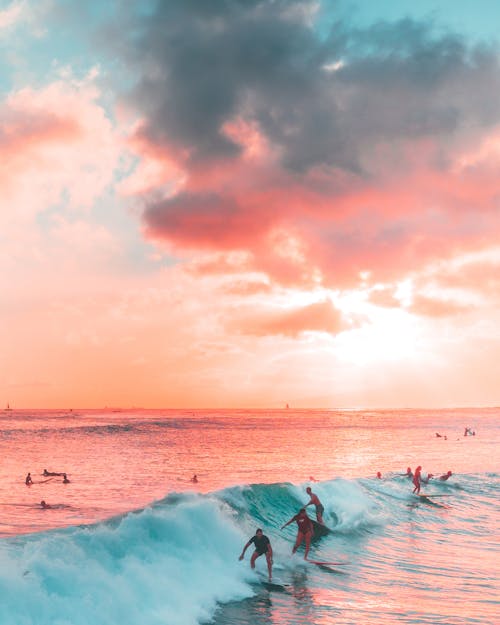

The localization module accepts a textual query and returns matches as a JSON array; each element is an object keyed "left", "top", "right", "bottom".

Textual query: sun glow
[{"left": 335, "top": 307, "right": 420, "bottom": 366}]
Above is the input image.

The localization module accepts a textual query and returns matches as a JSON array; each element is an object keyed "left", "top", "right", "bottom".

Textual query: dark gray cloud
[
  {"left": 144, "top": 191, "right": 271, "bottom": 247},
  {"left": 113, "top": 0, "right": 500, "bottom": 173}
]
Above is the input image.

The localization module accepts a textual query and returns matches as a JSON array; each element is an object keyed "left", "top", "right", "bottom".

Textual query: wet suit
[
  {"left": 239, "top": 531, "right": 273, "bottom": 581},
  {"left": 292, "top": 513, "right": 314, "bottom": 535},
  {"left": 249, "top": 533, "right": 271, "bottom": 555},
  {"left": 282, "top": 510, "right": 314, "bottom": 560}
]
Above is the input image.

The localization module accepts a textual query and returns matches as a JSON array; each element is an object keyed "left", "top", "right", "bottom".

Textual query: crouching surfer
[{"left": 239, "top": 528, "right": 273, "bottom": 581}]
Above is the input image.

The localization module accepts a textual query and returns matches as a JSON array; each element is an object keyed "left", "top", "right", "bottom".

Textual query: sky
[{"left": 1, "top": 0, "right": 500, "bottom": 409}]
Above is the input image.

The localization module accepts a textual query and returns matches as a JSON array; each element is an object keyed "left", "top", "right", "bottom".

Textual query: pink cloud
[
  {"left": 368, "top": 288, "right": 400, "bottom": 309},
  {"left": 0, "top": 81, "right": 121, "bottom": 214},
  {"left": 129, "top": 121, "right": 500, "bottom": 293},
  {"left": 230, "top": 299, "right": 346, "bottom": 337},
  {"left": 408, "top": 294, "right": 472, "bottom": 318},
  {"left": 220, "top": 279, "right": 272, "bottom": 296}
]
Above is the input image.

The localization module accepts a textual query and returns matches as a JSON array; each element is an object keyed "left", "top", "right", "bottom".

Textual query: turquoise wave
[{"left": 0, "top": 474, "right": 496, "bottom": 625}]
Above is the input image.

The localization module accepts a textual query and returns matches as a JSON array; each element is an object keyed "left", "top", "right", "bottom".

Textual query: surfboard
[
  {"left": 413, "top": 494, "right": 449, "bottom": 508},
  {"left": 255, "top": 572, "right": 290, "bottom": 591},
  {"left": 306, "top": 560, "right": 348, "bottom": 566},
  {"left": 311, "top": 519, "right": 332, "bottom": 538},
  {"left": 260, "top": 580, "right": 290, "bottom": 591},
  {"left": 306, "top": 561, "right": 347, "bottom": 574},
  {"left": 418, "top": 493, "right": 451, "bottom": 498}
]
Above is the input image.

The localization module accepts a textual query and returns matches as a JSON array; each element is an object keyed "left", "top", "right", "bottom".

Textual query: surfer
[
  {"left": 421, "top": 472, "right": 434, "bottom": 484},
  {"left": 304, "top": 487, "right": 324, "bottom": 524},
  {"left": 40, "top": 500, "right": 51, "bottom": 509},
  {"left": 239, "top": 528, "right": 273, "bottom": 581},
  {"left": 281, "top": 508, "right": 314, "bottom": 560},
  {"left": 25, "top": 473, "right": 33, "bottom": 485},
  {"left": 62, "top": 473, "right": 70, "bottom": 483},
  {"left": 376, "top": 471, "right": 382, "bottom": 479},
  {"left": 402, "top": 467, "right": 413, "bottom": 479},
  {"left": 438, "top": 470, "right": 452, "bottom": 481},
  {"left": 190, "top": 474, "right": 198, "bottom": 483},
  {"left": 412, "top": 466, "right": 422, "bottom": 494}
]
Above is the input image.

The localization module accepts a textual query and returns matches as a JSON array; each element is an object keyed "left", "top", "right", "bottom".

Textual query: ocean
[{"left": 0, "top": 407, "right": 498, "bottom": 625}]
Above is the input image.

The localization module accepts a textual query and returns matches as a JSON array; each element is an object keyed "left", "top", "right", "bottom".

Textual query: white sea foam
[{"left": 0, "top": 495, "right": 254, "bottom": 625}]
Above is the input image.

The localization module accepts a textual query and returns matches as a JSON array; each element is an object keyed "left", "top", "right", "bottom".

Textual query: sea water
[{"left": 0, "top": 408, "right": 498, "bottom": 624}]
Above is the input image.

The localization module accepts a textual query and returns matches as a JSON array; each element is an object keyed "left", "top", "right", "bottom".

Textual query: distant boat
[
  {"left": 286, "top": 403, "right": 290, "bottom": 409},
  {"left": 5, "top": 404, "right": 12, "bottom": 411}
]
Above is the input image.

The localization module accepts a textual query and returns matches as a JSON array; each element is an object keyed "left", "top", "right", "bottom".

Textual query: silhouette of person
[{"left": 412, "top": 466, "right": 422, "bottom": 494}]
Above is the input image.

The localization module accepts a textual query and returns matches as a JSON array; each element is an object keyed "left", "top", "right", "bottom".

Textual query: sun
[{"left": 334, "top": 299, "right": 421, "bottom": 367}]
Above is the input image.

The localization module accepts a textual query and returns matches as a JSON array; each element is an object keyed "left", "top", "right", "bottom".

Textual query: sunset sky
[{"left": 2, "top": 0, "right": 500, "bottom": 409}]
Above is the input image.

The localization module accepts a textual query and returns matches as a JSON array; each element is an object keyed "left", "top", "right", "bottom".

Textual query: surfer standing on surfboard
[
  {"left": 304, "top": 487, "right": 325, "bottom": 524},
  {"left": 281, "top": 508, "right": 314, "bottom": 560},
  {"left": 239, "top": 529, "right": 273, "bottom": 581},
  {"left": 412, "top": 466, "right": 422, "bottom": 494}
]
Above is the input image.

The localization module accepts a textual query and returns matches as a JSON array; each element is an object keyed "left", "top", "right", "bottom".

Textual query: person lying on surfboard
[
  {"left": 43, "top": 469, "right": 64, "bottom": 477},
  {"left": 438, "top": 470, "right": 452, "bottom": 481},
  {"left": 304, "top": 487, "right": 325, "bottom": 524},
  {"left": 421, "top": 472, "right": 434, "bottom": 484},
  {"left": 281, "top": 508, "right": 314, "bottom": 560},
  {"left": 239, "top": 528, "right": 273, "bottom": 581}
]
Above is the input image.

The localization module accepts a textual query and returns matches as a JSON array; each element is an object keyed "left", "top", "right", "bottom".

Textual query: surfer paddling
[
  {"left": 304, "top": 487, "right": 325, "bottom": 524},
  {"left": 281, "top": 508, "right": 314, "bottom": 560},
  {"left": 239, "top": 528, "right": 273, "bottom": 581},
  {"left": 25, "top": 473, "right": 33, "bottom": 485},
  {"left": 438, "top": 470, "right": 452, "bottom": 481},
  {"left": 421, "top": 472, "right": 434, "bottom": 484}
]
